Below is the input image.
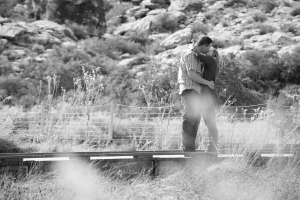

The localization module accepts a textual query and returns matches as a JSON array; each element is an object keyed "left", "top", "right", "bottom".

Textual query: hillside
[{"left": 0, "top": 0, "right": 300, "bottom": 108}]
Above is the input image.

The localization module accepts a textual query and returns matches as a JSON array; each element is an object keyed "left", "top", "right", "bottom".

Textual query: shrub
[
  {"left": 291, "top": 7, "right": 300, "bottom": 16},
  {"left": 0, "top": 138, "right": 22, "bottom": 153},
  {"left": 66, "top": 22, "right": 88, "bottom": 40},
  {"left": 280, "top": 23, "right": 300, "bottom": 35},
  {"left": 32, "top": 44, "right": 45, "bottom": 54},
  {"left": 256, "top": 24, "right": 276, "bottom": 35},
  {"left": 191, "top": 22, "right": 210, "bottom": 34},
  {"left": 125, "top": 30, "right": 151, "bottom": 46},
  {"left": 0, "top": 0, "right": 17, "bottom": 17},
  {"left": 145, "top": 40, "right": 166, "bottom": 55},
  {"left": 155, "top": 13, "right": 178, "bottom": 33},
  {"left": 224, "top": 0, "right": 248, "bottom": 8},
  {"left": 262, "top": 0, "right": 278, "bottom": 13},
  {"left": 105, "top": 1, "right": 133, "bottom": 21},
  {"left": 212, "top": 39, "right": 242, "bottom": 48},
  {"left": 252, "top": 12, "right": 268, "bottom": 22},
  {"left": 107, "top": 36, "right": 144, "bottom": 55}
]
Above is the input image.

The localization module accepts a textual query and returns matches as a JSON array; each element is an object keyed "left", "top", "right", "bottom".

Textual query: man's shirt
[{"left": 178, "top": 46, "right": 204, "bottom": 95}]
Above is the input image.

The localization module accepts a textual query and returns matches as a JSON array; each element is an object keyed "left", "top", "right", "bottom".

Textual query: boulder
[
  {"left": 2, "top": 50, "right": 27, "bottom": 60},
  {"left": 278, "top": 44, "right": 300, "bottom": 56},
  {"left": 168, "top": 0, "right": 203, "bottom": 12},
  {"left": 28, "top": 33, "right": 61, "bottom": 45},
  {"left": 117, "top": 56, "right": 149, "bottom": 68},
  {"left": 62, "top": 41, "right": 77, "bottom": 49},
  {"left": 0, "top": 24, "right": 27, "bottom": 39},
  {"left": 0, "top": 17, "right": 11, "bottom": 25},
  {"left": 160, "top": 28, "right": 192, "bottom": 49},
  {"left": 271, "top": 32, "right": 291, "bottom": 45},
  {"left": 113, "top": 15, "right": 162, "bottom": 35},
  {"left": 141, "top": 0, "right": 162, "bottom": 9},
  {"left": 1, "top": 39, "right": 8, "bottom": 45},
  {"left": 132, "top": 0, "right": 143, "bottom": 5}
]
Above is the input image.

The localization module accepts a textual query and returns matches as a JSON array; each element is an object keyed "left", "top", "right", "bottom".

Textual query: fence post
[
  {"left": 39, "top": 103, "right": 45, "bottom": 135},
  {"left": 108, "top": 100, "right": 115, "bottom": 141}
]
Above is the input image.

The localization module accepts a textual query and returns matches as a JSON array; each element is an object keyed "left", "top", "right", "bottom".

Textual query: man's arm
[
  {"left": 188, "top": 70, "right": 214, "bottom": 89},
  {"left": 184, "top": 53, "right": 214, "bottom": 89}
]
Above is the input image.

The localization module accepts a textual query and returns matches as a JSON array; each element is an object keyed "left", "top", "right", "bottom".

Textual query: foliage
[
  {"left": 261, "top": 0, "right": 278, "bottom": 13},
  {"left": 191, "top": 22, "right": 210, "bottom": 34},
  {"left": 31, "top": 44, "right": 45, "bottom": 54},
  {"left": 155, "top": 13, "right": 178, "bottom": 33},
  {"left": 252, "top": 11, "right": 268, "bottom": 22},
  {"left": 291, "top": 7, "right": 300, "bottom": 17},
  {"left": 105, "top": 0, "right": 133, "bottom": 21},
  {"left": 280, "top": 23, "right": 300, "bottom": 35},
  {"left": 0, "top": 0, "right": 17, "bottom": 17},
  {"left": 216, "top": 53, "right": 263, "bottom": 106},
  {"left": 256, "top": 24, "right": 277, "bottom": 35},
  {"left": 224, "top": 0, "right": 248, "bottom": 8}
]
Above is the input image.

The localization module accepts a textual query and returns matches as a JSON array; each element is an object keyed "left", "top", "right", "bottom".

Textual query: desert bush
[
  {"left": 252, "top": 11, "right": 268, "bottom": 22},
  {"left": 280, "top": 23, "right": 300, "bottom": 35},
  {"left": 66, "top": 22, "right": 89, "bottom": 39},
  {"left": 125, "top": 30, "right": 151, "bottom": 46},
  {"left": 31, "top": 44, "right": 45, "bottom": 54},
  {"left": 279, "top": 47, "right": 300, "bottom": 85},
  {"left": 224, "top": 0, "right": 248, "bottom": 7},
  {"left": 256, "top": 24, "right": 277, "bottom": 35},
  {"left": 212, "top": 39, "right": 242, "bottom": 49},
  {"left": 155, "top": 13, "right": 178, "bottom": 33},
  {"left": 291, "top": 7, "right": 300, "bottom": 17},
  {"left": 262, "top": 0, "right": 278, "bottom": 13},
  {"left": 216, "top": 53, "right": 263, "bottom": 106},
  {"left": 145, "top": 40, "right": 166, "bottom": 55},
  {"left": 191, "top": 22, "right": 210, "bottom": 34},
  {"left": 106, "top": 36, "right": 143, "bottom": 55},
  {"left": 0, "top": 0, "right": 17, "bottom": 17},
  {"left": 105, "top": 1, "right": 133, "bottom": 21}
]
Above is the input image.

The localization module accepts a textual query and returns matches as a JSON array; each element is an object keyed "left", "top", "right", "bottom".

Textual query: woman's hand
[{"left": 207, "top": 81, "right": 215, "bottom": 89}]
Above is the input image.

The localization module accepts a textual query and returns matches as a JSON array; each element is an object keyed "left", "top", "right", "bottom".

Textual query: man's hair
[{"left": 196, "top": 36, "right": 213, "bottom": 47}]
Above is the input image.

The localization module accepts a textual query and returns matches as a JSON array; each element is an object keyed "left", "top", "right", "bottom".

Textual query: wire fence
[{"left": 0, "top": 101, "right": 299, "bottom": 150}]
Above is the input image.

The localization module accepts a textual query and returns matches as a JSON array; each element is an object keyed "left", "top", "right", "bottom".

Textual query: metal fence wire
[{"left": 0, "top": 101, "right": 299, "bottom": 150}]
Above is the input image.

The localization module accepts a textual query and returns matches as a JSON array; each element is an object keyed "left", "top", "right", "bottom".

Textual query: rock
[
  {"left": 218, "top": 45, "right": 244, "bottom": 56},
  {"left": 13, "top": 4, "right": 26, "bottom": 13},
  {"left": 113, "top": 15, "right": 162, "bottom": 35},
  {"left": 34, "top": 56, "right": 47, "bottom": 62},
  {"left": 160, "top": 28, "right": 192, "bottom": 49},
  {"left": 239, "top": 29, "right": 260, "bottom": 39},
  {"left": 2, "top": 50, "right": 27, "bottom": 60},
  {"left": 168, "top": 0, "right": 204, "bottom": 12},
  {"left": 126, "top": 7, "right": 150, "bottom": 19},
  {"left": 30, "top": 20, "right": 77, "bottom": 41},
  {"left": 29, "top": 33, "right": 61, "bottom": 45},
  {"left": 147, "top": 9, "right": 167, "bottom": 15},
  {"left": 62, "top": 41, "right": 77, "bottom": 49},
  {"left": 132, "top": 0, "right": 143, "bottom": 5},
  {"left": 141, "top": 0, "right": 161, "bottom": 10},
  {"left": 154, "top": 44, "right": 188, "bottom": 66},
  {"left": 278, "top": 44, "right": 300, "bottom": 56},
  {"left": 0, "top": 24, "right": 27, "bottom": 39},
  {"left": 117, "top": 56, "right": 149, "bottom": 68},
  {"left": 271, "top": 32, "right": 291, "bottom": 45},
  {"left": 149, "top": 33, "right": 171, "bottom": 40},
  {"left": 1, "top": 39, "right": 8, "bottom": 45},
  {"left": 209, "top": 1, "right": 225, "bottom": 11},
  {"left": 250, "top": 34, "right": 272, "bottom": 43},
  {"left": 0, "top": 17, "right": 11, "bottom": 25},
  {"left": 292, "top": 36, "right": 300, "bottom": 42}
]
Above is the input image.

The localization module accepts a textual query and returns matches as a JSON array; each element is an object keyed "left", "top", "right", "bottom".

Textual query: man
[{"left": 178, "top": 36, "right": 219, "bottom": 153}]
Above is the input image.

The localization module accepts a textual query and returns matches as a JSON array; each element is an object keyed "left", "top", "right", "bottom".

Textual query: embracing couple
[{"left": 178, "top": 36, "right": 219, "bottom": 153}]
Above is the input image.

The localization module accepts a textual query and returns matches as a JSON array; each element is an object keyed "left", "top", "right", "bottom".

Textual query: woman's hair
[{"left": 196, "top": 36, "right": 213, "bottom": 47}]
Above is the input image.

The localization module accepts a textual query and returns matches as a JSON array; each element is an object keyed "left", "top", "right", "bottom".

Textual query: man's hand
[{"left": 207, "top": 81, "right": 215, "bottom": 90}]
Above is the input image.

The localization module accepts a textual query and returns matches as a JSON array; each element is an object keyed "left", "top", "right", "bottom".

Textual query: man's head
[{"left": 194, "top": 36, "right": 213, "bottom": 54}]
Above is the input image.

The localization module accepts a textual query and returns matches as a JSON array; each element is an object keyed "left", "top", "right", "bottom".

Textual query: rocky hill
[{"left": 0, "top": 0, "right": 300, "bottom": 107}]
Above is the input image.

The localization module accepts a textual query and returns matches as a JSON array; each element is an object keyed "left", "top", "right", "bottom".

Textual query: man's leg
[
  {"left": 202, "top": 108, "right": 218, "bottom": 152},
  {"left": 181, "top": 90, "right": 201, "bottom": 151}
]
